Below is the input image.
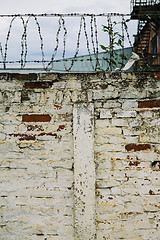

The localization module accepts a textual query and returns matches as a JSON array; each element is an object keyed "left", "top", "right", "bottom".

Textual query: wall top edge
[{"left": 0, "top": 72, "right": 158, "bottom": 81}]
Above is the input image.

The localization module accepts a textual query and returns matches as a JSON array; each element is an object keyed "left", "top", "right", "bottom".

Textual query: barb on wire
[
  {"left": 46, "top": 15, "right": 64, "bottom": 70},
  {"left": 3, "top": 15, "right": 26, "bottom": 69},
  {"left": 21, "top": 14, "right": 46, "bottom": 69},
  {"left": 0, "top": 12, "right": 134, "bottom": 72},
  {"left": 0, "top": 13, "right": 132, "bottom": 18},
  {"left": 60, "top": 15, "right": 83, "bottom": 72}
]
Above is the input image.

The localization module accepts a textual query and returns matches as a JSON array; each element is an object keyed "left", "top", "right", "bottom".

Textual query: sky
[
  {"left": 1, "top": 0, "right": 131, "bottom": 14},
  {"left": 0, "top": 0, "right": 137, "bottom": 68}
]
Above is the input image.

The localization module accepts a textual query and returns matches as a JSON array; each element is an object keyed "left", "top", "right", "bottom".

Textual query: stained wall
[{"left": 0, "top": 72, "right": 160, "bottom": 240}]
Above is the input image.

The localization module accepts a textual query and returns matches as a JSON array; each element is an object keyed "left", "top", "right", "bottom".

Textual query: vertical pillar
[{"left": 73, "top": 103, "right": 96, "bottom": 240}]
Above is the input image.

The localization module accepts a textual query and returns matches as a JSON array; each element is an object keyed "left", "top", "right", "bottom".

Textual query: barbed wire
[
  {"left": 0, "top": 13, "right": 135, "bottom": 72},
  {"left": 0, "top": 13, "right": 132, "bottom": 17},
  {"left": 0, "top": 12, "right": 159, "bottom": 17}
]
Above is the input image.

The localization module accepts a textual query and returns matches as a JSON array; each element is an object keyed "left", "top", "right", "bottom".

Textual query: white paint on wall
[{"left": 73, "top": 103, "right": 96, "bottom": 240}]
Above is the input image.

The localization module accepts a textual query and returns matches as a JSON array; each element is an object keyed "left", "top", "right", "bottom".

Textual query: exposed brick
[
  {"left": 5, "top": 106, "right": 10, "bottom": 112},
  {"left": 151, "top": 161, "right": 160, "bottom": 170},
  {"left": 22, "top": 114, "right": 51, "bottom": 122},
  {"left": 21, "top": 91, "right": 30, "bottom": 102},
  {"left": 138, "top": 100, "right": 160, "bottom": 108},
  {"left": 57, "top": 125, "right": 66, "bottom": 131},
  {"left": 11, "top": 73, "right": 37, "bottom": 80},
  {"left": 9, "top": 133, "right": 36, "bottom": 141},
  {"left": 0, "top": 73, "right": 10, "bottom": 80},
  {"left": 27, "top": 125, "right": 44, "bottom": 131},
  {"left": 1, "top": 72, "right": 160, "bottom": 240},
  {"left": 154, "top": 73, "right": 160, "bottom": 80},
  {"left": 38, "top": 132, "right": 57, "bottom": 137},
  {"left": 149, "top": 190, "right": 155, "bottom": 195},
  {"left": 54, "top": 104, "right": 62, "bottom": 110},
  {"left": 24, "top": 81, "right": 53, "bottom": 89},
  {"left": 99, "top": 84, "right": 108, "bottom": 89},
  {"left": 94, "top": 83, "right": 108, "bottom": 89},
  {"left": 19, "top": 135, "right": 36, "bottom": 141},
  {"left": 129, "top": 161, "right": 141, "bottom": 166},
  {"left": 100, "top": 195, "right": 104, "bottom": 199},
  {"left": 125, "top": 144, "right": 151, "bottom": 152}
]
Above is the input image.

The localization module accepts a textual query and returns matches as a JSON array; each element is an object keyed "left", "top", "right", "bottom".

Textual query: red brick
[
  {"left": 129, "top": 161, "right": 140, "bottom": 166},
  {"left": 94, "top": 83, "right": 108, "bottom": 89},
  {"left": 100, "top": 195, "right": 104, "bottom": 199},
  {"left": 54, "top": 105, "right": 62, "bottom": 110},
  {"left": 125, "top": 144, "right": 151, "bottom": 152},
  {"left": 108, "top": 197, "right": 113, "bottom": 200},
  {"left": 138, "top": 100, "right": 160, "bottom": 108},
  {"left": 154, "top": 73, "right": 160, "bottom": 80},
  {"left": 24, "top": 81, "right": 53, "bottom": 89},
  {"left": 38, "top": 132, "right": 57, "bottom": 137},
  {"left": 11, "top": 73, "right": 37, "bottom": 80},
  {"left": 27, "top": 125, "right": 44, "bottom": 131},
  {"left": 57, "top": 125, "right": 65, "bottom": 131},
  {"left": 149, "top": 190, "right": 155, "bottom": 195},
  {"left": 19, "top": 135, "right": 36, "bottom": 141},
  {"left": 22, "top": 114, "right": 51, "bottom": 122},
  {"left": 9, "top": 133, "right": 36, "bottom": 141}
]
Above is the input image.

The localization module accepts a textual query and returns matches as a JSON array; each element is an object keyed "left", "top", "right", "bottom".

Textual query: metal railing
[
  {"left": 130, "top": 0, "right": 159, "bottom": 12},
  {"left": 131, "top": 0, "right": 158, "bottom": 7},
  {"left": 146, "top": 53, "right": 160, "bottom": 66}
]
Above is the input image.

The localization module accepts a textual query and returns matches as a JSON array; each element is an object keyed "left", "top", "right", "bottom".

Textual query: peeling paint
[{"left": 0, "top": 72, "right": 160, "bottom": 240}]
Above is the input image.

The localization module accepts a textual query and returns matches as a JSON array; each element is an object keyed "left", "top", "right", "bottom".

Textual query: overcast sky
[
  {"left": 1, "top": 0, "right": 131, "bottom": 14},
  {"left": 0, "top": 0, "right": 137, "bottom": 68}
]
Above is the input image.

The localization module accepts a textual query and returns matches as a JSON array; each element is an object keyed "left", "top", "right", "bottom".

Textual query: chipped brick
[
  {"left": 151, "top": 161, "right": 160, "bottom": 170},
  {"left": 154, "top": 73, "right": 160, "bottom": 80},
  {"left": 21, "top": 91, "right": 30, "bottom": 102},
  {"left": 5, "top": 107, "right": 10, "bottom": 112},
  {"left": 138, "top": 100, "right": 160, "bottom": 108},
  {"left": 125, "top": 144, "right": 151, "bottom": 152},
  {"left": 95, "top": 83, "right": 108, "bottom": 89},
  {"left": 22, "top": 114, "right": 51, "bottom": 122},
  {"left": 24, "top": 81, "right": 53, "bottom": 89},
  {"left": 129, "top": 161, "right": 141, "bottom": 166},
  {"left": 38, "top": 132, "right": 57, "bottom": 138},
  {"left": 57, "top": 125, "right": 66, "bottom": 131},
  {"left": 9, "top": 133, "right": 36, "bottom": 141},
  {"left": 54, "top": 104, "right": 62, "bottom": 110},
  {"left": 27, "top": 125, "right": 44, "bottom": 131},
  {"left": 1, "top": 72, "right": 160, "bottom": 240},
  {"left": 11, "top": 73, "right": 37, "bottom": 80},
  {"left": 149, "top": 190, "right": 155, "bottom": 195}
]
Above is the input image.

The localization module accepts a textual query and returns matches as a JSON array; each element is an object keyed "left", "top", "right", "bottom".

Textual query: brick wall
[{"left": 0, "top": 72, "right": 160, "bottom": 239}]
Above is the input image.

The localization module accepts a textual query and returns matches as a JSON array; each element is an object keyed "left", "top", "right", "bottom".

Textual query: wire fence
[{"left": 0, "top": 13, "right": 136, "bottom": 72}]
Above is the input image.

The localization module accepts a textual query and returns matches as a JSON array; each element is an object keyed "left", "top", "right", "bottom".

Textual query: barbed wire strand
[
  {"left": 0, "top": 13, "right": 132, "bottom": 18},
  {"left": 121, "top": 16, "right": 125, "bottom": 68},
  {"left": 61, "top": 15, "right": 83, "bottom": 72},
  {"left": 3, "top": 16, "right": 26, "bottom": 69},
  {"left": 0, "top": 13, "right": 136, "bottom": 72}
]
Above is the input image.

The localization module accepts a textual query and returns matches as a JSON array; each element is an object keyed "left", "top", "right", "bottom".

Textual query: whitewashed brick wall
[{"left": 0, "top": 72, "right": 160, "bottom": 239}]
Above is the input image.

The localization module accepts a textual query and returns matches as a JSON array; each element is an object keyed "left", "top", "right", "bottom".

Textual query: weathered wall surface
[
  {"left": 0, "top": 73, "right": 75, "bottom": 240},
  {"left": 0, "top": 72, "right": 160, "bottom": 240},
  {"left": 94, "top": 73, "right": 160, "bottom": 240}
]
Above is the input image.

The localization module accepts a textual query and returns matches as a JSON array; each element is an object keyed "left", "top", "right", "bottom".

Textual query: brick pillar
[{"left": 73, "top": 103, "right": 96, "bottom": 240}]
